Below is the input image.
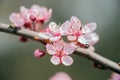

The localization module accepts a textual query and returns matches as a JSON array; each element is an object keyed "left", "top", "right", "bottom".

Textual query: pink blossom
[
  {"left": 9, "top": 4, "right": 52, "bottom": 28},
  {"left": 110, "top": 72, "right": 120, "bottom": 80},
  {"left": 46, "top": 41, "right": 75, "bottom": 66},
  {"left": 39, "top": 22, "right": 61, "bottom": 42},
  {"left": 34, "top": 49, "right": 46, "bottom": 59},
  {"left": 31, "top": 5, "right": 52, "bottom": 23},
  {"left": 9, "top": 13, "right": 25, "bottom": 27},
  {"left": 49, "top": 72, "right": 72, "bottom": 80},
  {"left": 60, "top": 16, "right": 99, "bottom": 46}
]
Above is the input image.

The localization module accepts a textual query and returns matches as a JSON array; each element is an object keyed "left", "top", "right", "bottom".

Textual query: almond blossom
[
  {"left": 9, "top": 4, "right": 52, "bottom": 29},
  {"left": 46, "top": 40, "right": 75, "bottom": 66},
  {"left": 109, "top": 72, "right": 120, "bottom": 80},
  {"left": 49, "top": 72, "right": 72, "bottom": 80},
  {"left": 60, "top": 16, "right": 99, "bottom": 47},
  {"left": 39, "top": 22, "right": 61, "bottom": 42}
]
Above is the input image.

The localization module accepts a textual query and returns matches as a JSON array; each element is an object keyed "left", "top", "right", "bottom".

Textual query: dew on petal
[
  {"left": 50, "top": 56, "right": 60, "bottom": 65},
  {"left": 63, "top": 43, "right": 75, "bottom": 55},
  {"left": 46, "top": 44, "right": 56, "bottom": 55},
  {"left": 61, "top": 56, "right": 73, "bottom": 66},
  {"left": 82, "top": 23, "right": 97, "bottom": 34}
]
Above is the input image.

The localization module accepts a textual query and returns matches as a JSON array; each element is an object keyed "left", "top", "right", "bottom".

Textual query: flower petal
[
  {"left": 78, "top": 33, "right": 99, "bottom": 45},
  {"left": 70, "top": 16, "right": 81, "bottom": 30},
  {"left": 82, "top": 23, "right": 97, "bottom": 34},
  {"left": 53, "top": 41, "right": 63, "bottom": 51},
  {"left": 60, "top": 21, "right": 72, "bottom": 35},
  {"left": 39, "top": 32, "right": 53, "bottom": 39},
  {"left": 87, "top": 46, "right": 95, "bottom": 52},
  {"left": 63, "top": 43, "right": 75, "bottom": 55},
  {"left": 50, "top": 56, "right": 60, "bottom": 65},
  {"left": 46, "top": 44, "right": 56, "bottom": 55},
  {"left": 61, "top": 56, "right": 73, "bottom": 66},
  {"left": 50, "top": 36, "right": 61, "bottom": 42},
  {"left": 67, "top": 35, "right": 77, "bottom": 41},
  {"left": 9, "top": 13, "right": 25, "bottom": 27},
  {"left": 49, "top": 72, "right": 72, "bottom": 80}
]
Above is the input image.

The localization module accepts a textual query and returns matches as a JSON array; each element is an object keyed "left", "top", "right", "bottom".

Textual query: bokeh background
[{"left": 0, "top": 0, "right": 120, "bottom": 80}]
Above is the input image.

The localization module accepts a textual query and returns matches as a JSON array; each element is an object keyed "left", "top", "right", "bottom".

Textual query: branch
[{"left": 0, "top": 22, "right": 120, "bottom": 74}]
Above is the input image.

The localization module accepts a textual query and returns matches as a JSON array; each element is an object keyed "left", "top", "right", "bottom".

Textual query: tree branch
[{"left": 0, "top": 23, "right": 120, "bottom": 74}]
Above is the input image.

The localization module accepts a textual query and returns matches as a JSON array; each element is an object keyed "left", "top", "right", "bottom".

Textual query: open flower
[
  {"left": 60, "top": 16, "right": 99, "bottom": 46},
  {"left": 46, "top": 40, "right": 75, "bottom": 66},
  {"left": 9, "top": 4, "right": 52, "bottom": 28},
  {"left": 39, "top": 22, "right": 61, "bottom": 42},
  {"left": 49, "top": 72, "right": 72, "bottom": 80}
]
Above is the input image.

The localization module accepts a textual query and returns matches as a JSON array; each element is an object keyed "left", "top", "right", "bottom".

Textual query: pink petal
[
  {"left": 110, "top": 72, "right": 120, "bottom": 80},
  {"left": 70, "top": 16, "right": 81, "bottom": 30},
  {"left": 53, "top": 41, "right": 63, "bottom": 51},
  {"left": 38, "top": 32, "right": 53, "bottom": 39},
  {"left": 49, "top": 22, "right": 60, "bottom": 34},
  {"left": 50, "top": 36, "right": 61, "bottom": 42},
  {"left": 46, "top": 44, "right": 56, "bottom": 55},
  {"left": 20, "top": 6, "right": 31, "bottom": 23},
  {"left": 60, "top": 21, "right": 72, "bottom": 35},
  {"left": 9, "top": 13, "right": 25, "bottom": 27},
  {"left": 49, "top": 72, "right": 72, "bottom": 80},
  {"left": 78, "top": 33, "right": 99, "bottom": 45},
  {"left": 61, "top": 56, "right": 73, "bottom": 66},
  {"left": 50, "top": 56, "right": 60, "bottom": 65},
  {"left": 63, "top": 43, "right": 75, "bottom": 55},
  {"left": 87, "top": 46, "right": 95, "bottom": 52},
  {"left": 67, "top": 35, "right": 77, "bottom": 41},
  {"left": 82, "top": 23, "right": 97, "bottom": 34}
]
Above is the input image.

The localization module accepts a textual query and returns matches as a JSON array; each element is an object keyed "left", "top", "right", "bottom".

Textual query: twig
[{"left": 0, "top": 23, "right": 120, "bottom": 74}]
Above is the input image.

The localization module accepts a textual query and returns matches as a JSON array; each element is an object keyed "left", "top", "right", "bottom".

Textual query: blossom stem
[{"left": 0, "top": 22, "right": 120, "bottom": 74}]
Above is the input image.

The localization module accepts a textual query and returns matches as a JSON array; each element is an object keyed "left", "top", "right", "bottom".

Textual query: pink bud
[
  {"left": 34, "top": 49, "right": 46, "bottom": 59},
  {"left": 19, "top": 36, "right": 28, "bottom": 42}
]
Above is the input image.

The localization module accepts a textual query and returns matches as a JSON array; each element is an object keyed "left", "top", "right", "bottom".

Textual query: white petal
[
  {"left": 78, "top": 33, "right": 99, "bottom": 45},
  {"left": 61, "top": 56, "right": 73, "bottom": 66},
  {"left": 63, "top": 43, "right": 75, "bottom": 55},
  {"left": 46, "top": 44, "right": 56, "bottom": 55},
  {"left": 70, "top": 16, "right": 81, "bottom": 30},
  {"left": 60, "top": 21, "right": 72, "bottom": 35},
  {"left": 50, "top": 56, "right": 60, "bottom": 65},
  {"left": 53, "top": 41, "right": 63, "bottom": 51},
  {"left": 87, "top": 45, "right": 95, "bottom": 52},
  {"left": 67, "top": 35, "right": 77, "bottom": 41},
  {"left": 39, "top": 32, "right": 53, "bottom": 39},
  {"left": 82, "top": 23, "right": 97, "bottom": 34},
  {"left": 50, "top": 36, "right": 61, "bottom": 42}
]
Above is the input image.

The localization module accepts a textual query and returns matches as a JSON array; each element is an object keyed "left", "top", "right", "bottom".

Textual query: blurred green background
[{"left": 0, "top": 0, "right": 120, "bottom": 80}]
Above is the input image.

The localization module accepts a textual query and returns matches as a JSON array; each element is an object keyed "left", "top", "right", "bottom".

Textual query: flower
[
  {"left": 60, "top": 16, "right": 99, "bottom": 46},
  {"left": 109, "top": 72, "right": 120, "bottom": 80},
  {"left": 9, "top": 4, "right": 52, "bottom": 28},
  {"left": 49, "top": 72, "right": 72, "bottom": 80},
  {"left": 46, "top": 40, "right": 75, "bottom": 66},
  {"left": 39, "top": 22, "right": 61, "bottom": 42},
  {"left": 31, "top": 5, "right": 52, "bottom": 23}
]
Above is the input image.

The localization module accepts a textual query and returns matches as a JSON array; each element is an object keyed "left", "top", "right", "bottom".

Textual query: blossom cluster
[{"left": 9, "top": 4, "right": 99, "bottom": 66}]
